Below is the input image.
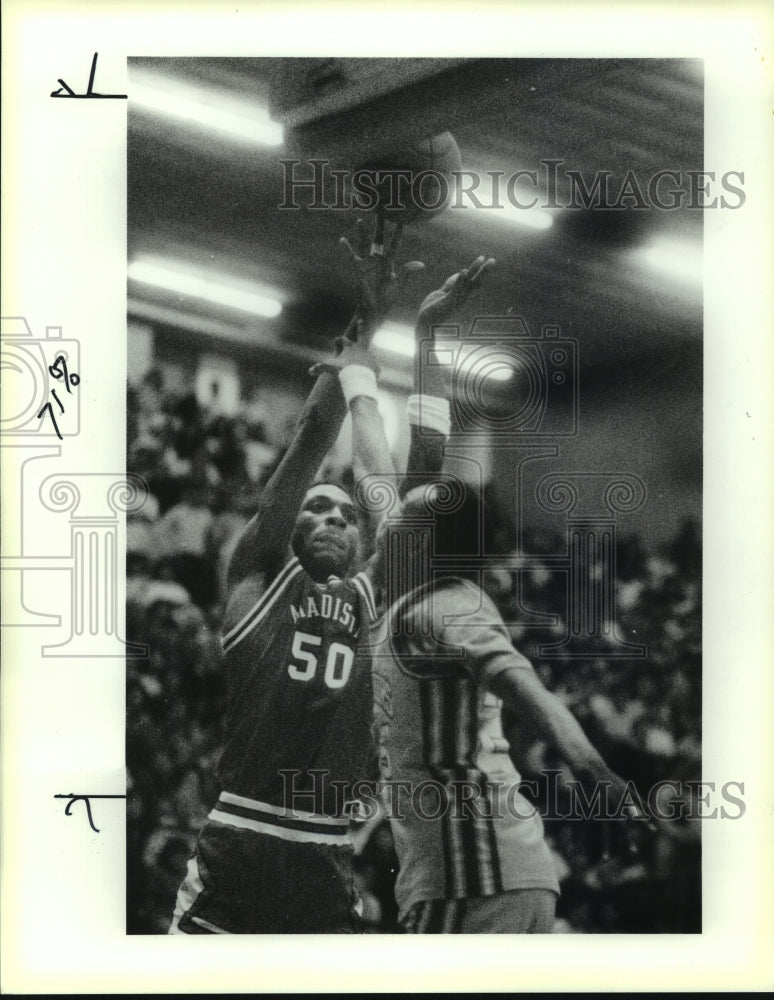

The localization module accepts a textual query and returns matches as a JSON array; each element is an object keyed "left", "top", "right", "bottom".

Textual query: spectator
[{"left": 150, "top": 476, "right": 215, "bottom": 608}]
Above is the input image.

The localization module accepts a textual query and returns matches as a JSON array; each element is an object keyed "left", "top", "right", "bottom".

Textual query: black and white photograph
[
  {"left": 126, "top": 55, "right": 706, "bottom": 936},
  {"left": 2, "top": 1, "right": 773, "bottom": 993}
]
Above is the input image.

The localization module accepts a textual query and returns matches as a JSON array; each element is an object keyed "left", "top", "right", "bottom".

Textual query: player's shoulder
[
  {"left": 339, "top": 564, "right": 379, "bottom": 623},
  {"left": 386, "top": 578, "right": 493, "bottom": 678},
  {"left": 386, "top": 576, "right": 483, "bottom": 639},
  {"left": 421, "top": 575, "right": 493, "bottom": 621},
  {"left": 221, "top": 554, "right": 306, "bottom": 644},
  {"left": 426, "top": 577, "right": 512, "bottom": 648}
]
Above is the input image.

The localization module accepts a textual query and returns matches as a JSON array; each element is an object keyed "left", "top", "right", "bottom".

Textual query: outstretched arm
[
  {"left": 335, "top": 216, "right": 415, "bottom": 499},
  {"left": 227, "top": 218, "right": 412, "bottom": 590},
  {"left": 309, "top": 220, "right": 424, "bottom": 563},
  {"left": 338, "top": 256, "right": 498, "bottom": 575},
  {"left": 489, "top": 663, "right": 654, "bottom": 862},
  {"left": 488, "top": 664, "right": 625, "bottom": 794},
  {"left": 440, "top": 590, "right": 628, "bottom": 800},
  {"left": 226, "top": 369, "right": 349, "bottom": 588},
  {"left": 402, "top": 255, "right": 496, "bottom": 496},
  {"left": 310, "top": 331, "right": 397, "bottom": 566}
]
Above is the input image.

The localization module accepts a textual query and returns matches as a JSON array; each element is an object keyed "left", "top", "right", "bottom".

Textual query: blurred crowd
[{"left": 126, "top": 370, "right": 701, "bottom": 934}]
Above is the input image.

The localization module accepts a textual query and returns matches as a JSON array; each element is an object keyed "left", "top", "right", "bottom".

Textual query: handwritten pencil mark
[
  {"left": 49, "top": 353, "right": 80, "bottom": 392},
  {"left": 50, "top": 53, "right": 127, "bottom": 100},
  {"left": 54, "top": 793, "right": 127, "bottom": 833},
  {"left": 37, "top": 354, "right": 81, "bottom": 440}
]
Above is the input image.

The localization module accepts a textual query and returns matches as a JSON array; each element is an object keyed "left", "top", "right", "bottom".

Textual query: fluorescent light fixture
[
  {"left": 456, "top": 191, "right": 554, "bottom": 231},
  {"left": 373, "top": 322, "right": 511, "bottom": 380},
  {"left": 129, "top": 71, "right": 284, "bottom": 147},
  {"left": 128, "top": 257, "right": 283, "bottom": 318},
  {"left": 637, "top": 237, "right": 703, "bottom": 285}
]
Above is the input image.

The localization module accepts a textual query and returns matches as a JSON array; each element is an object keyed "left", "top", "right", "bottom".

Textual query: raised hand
[
  {"left": 339, "top": 214, "right": 424, "bottom": 340},
  {"left": 416, "top": 255, "right": 496, "bottom": 330},
  {"left": 308, "top": 317, "right": 380, "bottom": 380}
]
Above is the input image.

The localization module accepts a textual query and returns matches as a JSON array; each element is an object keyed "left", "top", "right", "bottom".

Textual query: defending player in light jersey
[
  {"left": 347, "top": 264, "right": 637, "bottom": 934},
  {"left": 370, "top": 490, "right": 566, "bottom": 933}
]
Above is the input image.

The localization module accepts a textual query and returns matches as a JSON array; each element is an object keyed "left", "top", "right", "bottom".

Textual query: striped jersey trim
[
  {"left": 402, "top": 898, "right": 469, "bottom": 934},
  {"left": 352, "top": 571, "right": 378, "bottom": 622},
  {"left": 221, "top": 557, "right": 302, "bottom": 653},
  {"left": 209, "top": 808, "right": 351, "bottom": 845},
  {"left": 219, "top": 790, "right": 347, "bottom": 826},
  {"left": 209, "top": 791, "right": 351, "bottom": 845},
  {"left": 169, "top": 855, "right": 231, "bottom": 934},
  {"left": 393, "top": 585, "right": 503, "bottom": 904},
  {"left": 419, "top": 680, "right": 503, "bottom": 901}
]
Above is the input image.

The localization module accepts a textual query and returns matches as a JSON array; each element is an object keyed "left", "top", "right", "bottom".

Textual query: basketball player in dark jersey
[
  {"left": 169, "top": 478, "right": 379, "bottom": 933},
  {"left": 168, "top": 220, "right": 492, "bottom": 933},
  {"left": 169, "top": 218, "right": 413, "bottom": 934}
]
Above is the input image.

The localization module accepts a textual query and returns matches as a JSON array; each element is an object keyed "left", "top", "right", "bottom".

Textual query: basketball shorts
[
  {"left": 169, "top": 820, "right": 362, "bottom": 934},
  {"left": 400, "top": 888, "right": 558, "bottom": 934}
]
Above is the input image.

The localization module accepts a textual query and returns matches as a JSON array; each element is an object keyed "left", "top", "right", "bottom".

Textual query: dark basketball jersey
[
  {"left": 169, "top": 555, "right": 379, "bottom": 933},
  {"left": 216, "top": 555, "right": 378, "bottom": 820}
]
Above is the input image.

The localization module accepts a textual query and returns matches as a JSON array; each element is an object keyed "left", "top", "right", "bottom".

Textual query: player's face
[{"left": 291, "top": 484, "right": 360, "bottom": 580}]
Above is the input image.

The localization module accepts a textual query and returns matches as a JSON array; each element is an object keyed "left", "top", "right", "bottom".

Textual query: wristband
[
  {"left": 339, "top": 365, "right": 378, "bottom": 406},
  {"left": 407, "top": 394, "right": 451, "bottom": 436}
]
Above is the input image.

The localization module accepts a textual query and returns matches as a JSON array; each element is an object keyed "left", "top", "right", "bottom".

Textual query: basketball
[{"left": 353, "top": 131, "right": 462, "bottom": 223}]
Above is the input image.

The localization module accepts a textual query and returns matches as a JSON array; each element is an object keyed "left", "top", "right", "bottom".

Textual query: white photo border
[{"left": 2, "top": 0, "right": 773, "bottom": 992}]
